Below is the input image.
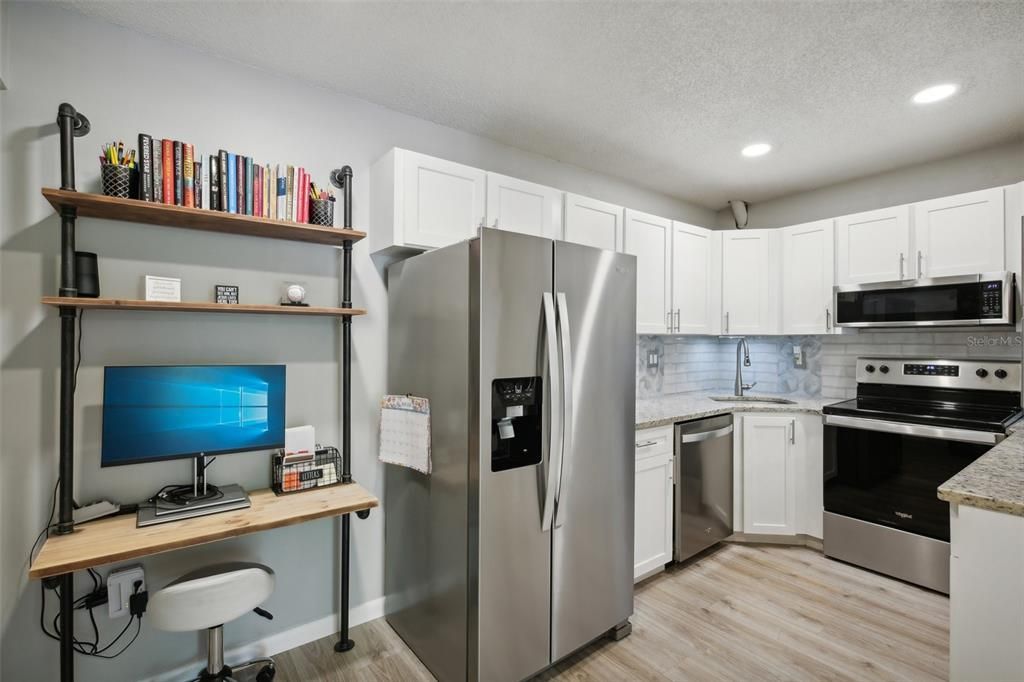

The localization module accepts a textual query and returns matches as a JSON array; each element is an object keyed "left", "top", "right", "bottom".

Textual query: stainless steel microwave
[{"left": 834, "top": 272, "right": 1016, "bottom": 328}]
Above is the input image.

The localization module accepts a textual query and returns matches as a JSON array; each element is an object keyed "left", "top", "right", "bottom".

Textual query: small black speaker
[{"left": 75, "top": 251, "right": 100, "bottom": 298}]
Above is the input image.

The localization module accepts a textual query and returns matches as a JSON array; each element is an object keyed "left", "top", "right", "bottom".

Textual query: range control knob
[
  {"left": 976, "top": 368, "right": 989, "bottom": 378},
  {"left": 864, "top": 364, "right": 876, "bottom": 373},
  {"left": 879, "top": 365, "right": 890, "bottom": 374},
  {"left": 995, "top": 369, "right": 1008, "bottom": 379}
]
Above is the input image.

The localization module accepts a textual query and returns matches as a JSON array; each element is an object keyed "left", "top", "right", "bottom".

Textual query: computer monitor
[{"left": 101, "top": 364, "right": 286, "bottom": 467}]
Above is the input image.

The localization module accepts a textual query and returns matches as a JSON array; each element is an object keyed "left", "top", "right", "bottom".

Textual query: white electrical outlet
[{"left": 107, "top": 565, "right": 145, "bottom": 619}]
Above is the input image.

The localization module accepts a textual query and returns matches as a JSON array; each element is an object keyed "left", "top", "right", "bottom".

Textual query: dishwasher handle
[{"left": 679, "top": 424, "right": 734, "bottom": 444}]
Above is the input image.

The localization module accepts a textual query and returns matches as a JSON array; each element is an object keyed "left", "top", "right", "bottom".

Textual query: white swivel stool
[{"left": 149, "top": 562, "right": 277, "bottom": 682}]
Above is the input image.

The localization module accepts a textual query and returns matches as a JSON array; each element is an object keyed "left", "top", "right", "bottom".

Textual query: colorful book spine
[
  {"left": 194, "top": 161, "right": 203, "bottom": 209},
  {"left": 245, "top": 157, "right": 254, "bottom": 216},
  {"left": 236, "top": 155, "right": 245, "bottom": 216},
  {"left": 182, "top": 143, "right": 195, "bottom": 208},
  {"left": 254, "top": 165, "right": 262, "bottom": 218},
  {"left": 161, "top": 139, "right": 173, "bottom": 204},
  {"left": 276, "top": 165, "right": 285, "bottom": 219},
  {"left": 299, "top": 169, "right": 308, "bottom": 223},
  {"left": 218, "top": 150, "right": 228, "bottom": 212},
  {"left": 209, "top": 155, "right": 220, "bottom": 211},
  {"left": 285, "top": 165, "right": 295, "bottom": 221},
  {"left": 152, "top": 139, "right": 163, "bottom": 203},
  {"left": 227, "top": 153, "right": 237, "bottom": 213},
  {"left": 265, "top": 165, "right": 271, "bottom": 219},
  {"left": 173, "top": 141, "right": 184, "bottom": 206},
  {"left": 138, "top": 134, "right": 153, "bottom": 202}
]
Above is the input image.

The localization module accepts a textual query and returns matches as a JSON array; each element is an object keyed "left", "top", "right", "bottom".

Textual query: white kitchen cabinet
[
  {"left": 563, "top": 193, "right": 623, "bottom": 251},
  {"left": 624, "top": 209, "right": 672, "bottom": 334},
  {"left": 485, "top": 172, "right": 562, "bottom": 239},
  {"left": 782, "top": 220, "right": 835, "bottom": 334},
  {"left": 835, "top": 205, "right": 912, "bottom": 285},
  {"left": 949, "top": 503, "right": 1024, "bottom": 681},
  {"left": 721, "top": 229, "right": 779, "bottom": 335},
  {"left": 914, "top": 187, "right": 1005, "bottom": 278},
  {"left": 741, "top": 415, "right": 797, "bottom": 535},
  {"left": 634, "top": 450, "right": 673, "bottom": 581},
  {"left": 671, "top": 222, "right": 722, "bottom": 335},
  {"left": 793, "top": 415, "right": 823, "bottom": 538},
  {"left": 370, "top": 148, "right": 486, "bottom": 255}
]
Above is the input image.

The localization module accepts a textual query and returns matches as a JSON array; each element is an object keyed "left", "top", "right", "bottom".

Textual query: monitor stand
[{"left": 137, "top": 453, "right": 252, "bottom": 528}]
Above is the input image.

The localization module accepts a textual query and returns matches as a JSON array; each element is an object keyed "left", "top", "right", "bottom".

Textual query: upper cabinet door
[
  {"left": 400, "top": 150, "right": 487, "bottom": 249},
  {"left": 914, "top": 187, "right": 1005, "bottom": 279},
  {"left": 485, "top": 173, "right": 562, "bottom": 239},
  {"left": 671, "top": 222, "right": 720, "bottom": 334},
  {"left": 835, "top": 205, "right": 912, "bottom": 285},
  {"left": 563, "top": 193, "right": 623, "bottom": 251},
  {"left": 721, "top": 230, "right": 777, "bottom": 335},
  {"left": 782, "top": 220, "right": 835, "bottom": 334},
  {"left": 624, "top": 209, "right": 672, "bottom": 335}
]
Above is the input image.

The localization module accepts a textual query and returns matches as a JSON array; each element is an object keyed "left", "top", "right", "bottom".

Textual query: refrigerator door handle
[
  {"left": 541, "top": 292, "right": 563, "bottom": 532},
  {"left": 554, "top": 292, "right": 574, "bottom": 529}
]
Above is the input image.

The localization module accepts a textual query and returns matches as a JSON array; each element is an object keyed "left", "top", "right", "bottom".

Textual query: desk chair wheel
[{"left": 256, "top": 664, "right": 276, "bottom": 682}]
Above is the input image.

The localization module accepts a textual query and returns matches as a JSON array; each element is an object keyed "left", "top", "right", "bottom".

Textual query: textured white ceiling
[{"left": 62, "top": 1, "right": 1024, "bottom": 209}]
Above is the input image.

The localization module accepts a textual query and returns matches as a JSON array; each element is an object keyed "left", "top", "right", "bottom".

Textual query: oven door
[
  {"left": 822, "top": 415, "right": 1000, "bottom": 541},
  {"left": 834, "top": 272, "right": 1012, "bottom": 327}
]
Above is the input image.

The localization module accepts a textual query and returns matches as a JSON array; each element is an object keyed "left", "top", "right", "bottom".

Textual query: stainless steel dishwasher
[{"left": 674, "top": 414, "right": 734, "bottom": 562}]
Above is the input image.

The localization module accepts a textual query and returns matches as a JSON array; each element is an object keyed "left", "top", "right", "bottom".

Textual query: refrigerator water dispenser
[{"left": 491, "top": 376, "right": 543, "bottom": 472}]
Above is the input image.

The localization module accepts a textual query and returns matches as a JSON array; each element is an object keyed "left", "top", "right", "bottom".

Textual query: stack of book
[
  {"left": 136, "top": 135, "right": 319, "bottom": 224},
  {"left": 137, "top": 134, "right": 202, "bottom": 208}
]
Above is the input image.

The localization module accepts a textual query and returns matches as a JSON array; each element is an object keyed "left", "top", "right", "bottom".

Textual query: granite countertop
[
  {"left": 635, "top": 391, "right": 836, "bottom": 429},
  {"left": 938, "top": 429, "right": 1024, "bottom": 517}
]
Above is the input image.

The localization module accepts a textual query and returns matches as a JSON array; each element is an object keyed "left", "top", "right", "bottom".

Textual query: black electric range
[{"left": 821, "top": 357, "right": 1022, "bottom": 593}]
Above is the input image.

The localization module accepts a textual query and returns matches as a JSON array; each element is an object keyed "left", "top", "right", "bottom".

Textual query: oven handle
[{"left": 823, "top": 414, "right": 1005, "bottom": 445}]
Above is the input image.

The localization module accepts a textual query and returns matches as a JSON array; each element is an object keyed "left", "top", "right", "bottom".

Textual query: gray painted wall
[
  {"left": 0, "top": 3, "right": 715, "bottom": 681},
  {"left": 715, "top": 140, "right": 1024, "bottom": 229}
]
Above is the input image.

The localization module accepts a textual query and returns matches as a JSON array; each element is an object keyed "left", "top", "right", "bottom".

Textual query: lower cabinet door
[
  {"left": 634, "top": 451, "right": 673, "bottom": 581},
  {"left": 742, "top": 415, "right": 796, "bottom": 535}
]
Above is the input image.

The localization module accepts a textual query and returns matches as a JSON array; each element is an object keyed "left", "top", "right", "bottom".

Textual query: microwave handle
[{"left": 899, "top": 252, "right": 905, "bottom": 280}]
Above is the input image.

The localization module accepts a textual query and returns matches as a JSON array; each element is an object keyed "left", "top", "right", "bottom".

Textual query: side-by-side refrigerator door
[
  {"left": 551, "top": 240, "right": 636, "bottom": 662},
  {"left": 474, "top": 229, "right": 556, "bottom": 682}
]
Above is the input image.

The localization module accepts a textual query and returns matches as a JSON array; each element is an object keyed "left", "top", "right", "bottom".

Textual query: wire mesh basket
[
  {"left": 101, "top": 164, "right": 138, "bottom": 199},
  {"left": 308, "top": 198, "right": 334, "bottom": 227},
  {"left": 272, "top": 446, "right": 343, "bottom": 495}
]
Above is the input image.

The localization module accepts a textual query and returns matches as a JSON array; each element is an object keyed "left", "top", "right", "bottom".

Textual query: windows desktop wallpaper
[{"left": 101, "top": 365, "right": 285, "bottom": 466}]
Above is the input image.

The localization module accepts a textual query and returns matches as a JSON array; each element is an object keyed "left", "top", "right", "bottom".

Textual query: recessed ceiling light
[
  {"left": 912, "top": 83, "right": 958, "bottom": 104},
  {"left": 741, "top": 143, "right": 772, "bottom": 158}
]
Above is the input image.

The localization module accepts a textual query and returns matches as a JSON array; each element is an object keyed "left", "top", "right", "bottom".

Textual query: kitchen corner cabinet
[
  {"left": 485, "top": 172, "right": 562, "bottom": 239},
  {"left": 672, "top": 222, "right": 722, "bottom": 335},
  {"left": 949, "top": 504, "right": 1024, "bottom": 681},
  {"left": 624, "top": 209, "right": 672, "bottom": 334},
  {"left": 782, "top": 220, "right": 835, "bottom": 334},
  {"left": 835, "top": 205, "right": 912, "bottom": 285},
  {"left": 736, "top": 413, "right": 822, "bottom": 538},
  {"left": 563, "top": 193, "right": 623, "bottom": 251},
  {"left": 914, "top": 187, "right": 1004, "bottom": 278},
  {"left": 634, "top": 426, "right": 674, "bottom": 582},
  {"left": 721, "top": 229, "right": 779, "bottom": 335},
  {"left": 370, "top": 148, "right": 486, "bottom": 254}
]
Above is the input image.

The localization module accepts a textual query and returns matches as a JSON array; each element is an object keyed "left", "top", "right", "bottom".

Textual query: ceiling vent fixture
[{"left": 729, "top": 200, "right": 749, "bottom": 229}]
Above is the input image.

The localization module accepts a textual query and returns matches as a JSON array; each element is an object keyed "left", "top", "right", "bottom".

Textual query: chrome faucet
[{"left": 734, "top": 338, "right": 757, "bottom": 396}]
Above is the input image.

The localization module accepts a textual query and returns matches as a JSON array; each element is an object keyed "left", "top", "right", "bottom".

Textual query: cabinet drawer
[{"left": 635, "top": 425, "right": 673, "bottom": 459}]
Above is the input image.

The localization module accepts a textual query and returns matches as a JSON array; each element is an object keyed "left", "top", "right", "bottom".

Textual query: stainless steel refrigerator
[{"left": 385, "top": 228, "right": 636, "bottom": 682}]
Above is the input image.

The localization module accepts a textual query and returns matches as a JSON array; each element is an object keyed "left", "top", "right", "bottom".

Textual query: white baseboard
[{"left": 140, "top": 597, "right": 386, "bottom": 682}]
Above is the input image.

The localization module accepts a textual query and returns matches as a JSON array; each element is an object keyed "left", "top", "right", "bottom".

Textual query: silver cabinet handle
[
  {"left": 899, "top": 252, "right": 905, "bottom": 280},
  {"left": 540, "top": 292, "right": 562, "bottom": 532},
  {"left": 674, "top": 309, "right": 680, "bottom": 333},
  {"left": 724, "top": 311, "right": 730, "bottom": 334},
  {"left": 825, "top": 307, "right": 831, "bottom": 332},
  {"left": 790, "top": 419, "right": 796, "bottom": 444},
  {"left": 636, "top": 440, "right": 658, "bottom": 448},
  {"left": 918, "top": 250, "right": 924, "bottom": 278},
  {"left": 555, "top": 292, "right": 574, "bottom": 529},
  {"left": 666, "top": 311, "right": 672, "bottom": 332}
]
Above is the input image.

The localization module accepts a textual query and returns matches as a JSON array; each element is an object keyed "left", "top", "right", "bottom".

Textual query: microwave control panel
[{"left": 981, "top": 280, "right": 1003, "bottom": 318}]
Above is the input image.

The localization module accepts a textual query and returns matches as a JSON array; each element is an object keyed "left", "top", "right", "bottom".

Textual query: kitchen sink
[{"left": 709, "top": 396, "right": 796, "bottom": 404}]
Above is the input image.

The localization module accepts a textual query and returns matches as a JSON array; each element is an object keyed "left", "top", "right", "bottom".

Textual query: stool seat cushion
[{"left": 149, "top": 562, "right": 275, "bottom": 632}]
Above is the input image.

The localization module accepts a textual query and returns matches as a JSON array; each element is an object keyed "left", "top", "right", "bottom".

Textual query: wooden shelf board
[
  {"left": 42, "top": 188, "right": 365, "bottom": 246},
  {"left": 42, "top": 296, "right": 366, "bottom": 317},
  {"left": 30, "top": 484, "right": 378, "bottom": 579}
]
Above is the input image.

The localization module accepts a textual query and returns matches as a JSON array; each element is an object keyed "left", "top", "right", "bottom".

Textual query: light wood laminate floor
[{"left": 274, "top": 543, "right": 948, "bottom": 681}]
